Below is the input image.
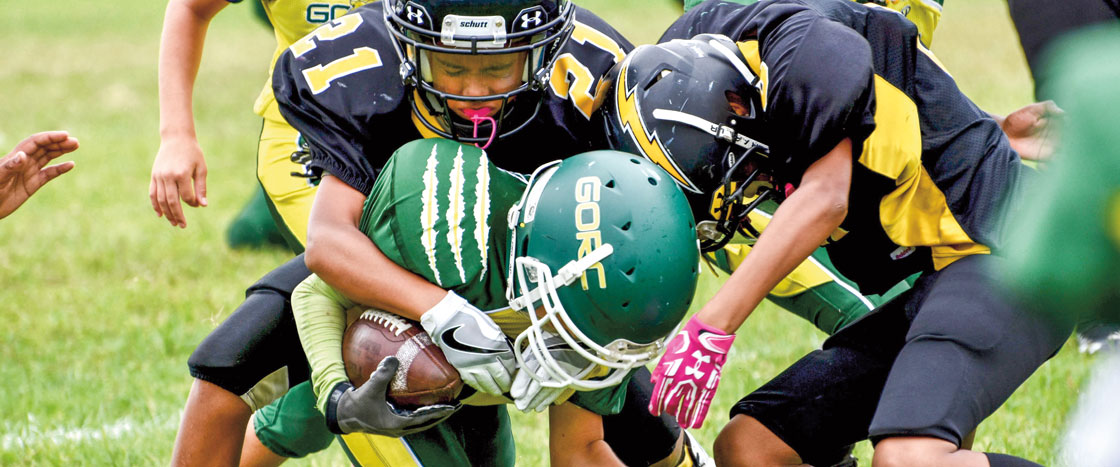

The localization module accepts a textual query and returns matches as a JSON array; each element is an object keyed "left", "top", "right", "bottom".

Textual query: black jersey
[
  {"left": 272, "top": 1, "right": 632, "bottom": 195},
  {"left": 664, "top": 0, "right": 1023, "bottom": 293}
]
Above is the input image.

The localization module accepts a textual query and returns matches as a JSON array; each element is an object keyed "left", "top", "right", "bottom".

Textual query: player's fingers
[
  {"left": 465, "top": 372, "right": 501, "bottom": 396},
  {"left": 533, "top": 387, "right": 558, "bottom": 413},
  {"left": 37, "top": 162, "right": 75, "bottom": 187},
  {"left": 161, "top": 179, "right": 186, "bottom": 228},
  {"left": 514, "top": 379, "right": 537, "bottom": 411},
  {"left": 691, "top": 389, "right": 713, "bottom": 429},
  {"left": 402, "top": 404, "right": 459, "bottom": 434},
  {"left": 149, "top": 176, "right": 163, "bottom": 217},
  {"left": 510, "top": 370, "right": 530, "bottom": 400},
  {"left": 177, "top": 172, "right": 198, "bottom": 208},
  {"left": 2, "top": 151, "right": 27, "bottom": 172},
  {"left": 194, "top": 166, "right": 208, "bottom": 207},
  {"left": 669, "top": 384, "right": 695, "bottom": 426},
  {"left": 492, "top": 365, "right": 513, "bottom": 393},
  {"left": 16, "top": 131, "right": 70, "bottom": 158},
  {"left": 154, "top": 181, "right": 174, "bottom": 225},
  {"left": 372, "top": 356, "right": 401, "bottom": 380}
]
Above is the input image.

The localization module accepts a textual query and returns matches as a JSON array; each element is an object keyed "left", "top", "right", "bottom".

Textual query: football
[{"left": 342, "top": 308, "right": 463, "bottom": 409}]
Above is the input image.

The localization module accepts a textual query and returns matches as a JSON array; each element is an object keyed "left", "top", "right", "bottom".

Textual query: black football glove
[{"left": 325, "top": 356, "right": 460, "bottom": 437}]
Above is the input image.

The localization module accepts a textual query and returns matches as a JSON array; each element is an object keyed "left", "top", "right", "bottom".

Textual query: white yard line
[{"left": 1, "top": 413, "right": 179, "bottom": 451}]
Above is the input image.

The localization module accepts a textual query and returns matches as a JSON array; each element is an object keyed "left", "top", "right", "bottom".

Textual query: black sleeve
[{"left": 757, "top": 10, "right": 877, "bottom": 183}]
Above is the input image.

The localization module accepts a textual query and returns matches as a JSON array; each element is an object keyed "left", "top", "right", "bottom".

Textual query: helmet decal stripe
[
  {"left": 735, "top": 41, "right": 769, "bottom": 111},
  {"left": 615, "top": 57, "right": 702, "bottom": 193},
  {"left": 475, "top": 150, "right": 491, "bottom": 279},
  {"left": 420, "top": 144, "right": 443, "bottom": 286},
  {"left": 446, "top": 145, "right": 468, "bottom": 283}
]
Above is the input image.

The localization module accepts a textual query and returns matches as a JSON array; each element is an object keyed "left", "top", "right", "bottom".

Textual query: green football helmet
[{"left": 506, "top": 150, "right": 700, "bottom": 390}]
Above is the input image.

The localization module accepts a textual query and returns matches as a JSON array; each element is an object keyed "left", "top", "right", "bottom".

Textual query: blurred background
[{"left": 0, "top": 0, "right": 1076, "bottom": 465}]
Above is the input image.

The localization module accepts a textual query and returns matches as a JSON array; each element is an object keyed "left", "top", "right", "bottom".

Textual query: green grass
[{"left": 0, "top": 0, "right": 1089, "bottom": 465}]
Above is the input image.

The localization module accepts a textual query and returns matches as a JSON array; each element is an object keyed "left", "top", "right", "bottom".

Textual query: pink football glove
[{"left": 649, "top": 315, "right": 736, "bottom": 429}]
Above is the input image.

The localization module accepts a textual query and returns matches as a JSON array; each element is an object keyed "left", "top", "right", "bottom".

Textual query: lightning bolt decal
[{"left": 614, "top": 57, "right": 701, "bottom": 193}]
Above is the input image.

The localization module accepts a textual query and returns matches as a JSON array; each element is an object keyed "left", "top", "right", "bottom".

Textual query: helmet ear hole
[
  {"left": 605, "top": 179, "right": 616, "bottom": 188},
  {"left": 647, "top": 177, "right": 658, "bottom": 186},
  {"left": 620, "top": 221, "right": 631, "bottom": 231}
]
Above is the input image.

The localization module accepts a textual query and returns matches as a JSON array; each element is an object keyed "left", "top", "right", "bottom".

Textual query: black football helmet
[
  {"left": 599, "top": 35, "right": 781, "bottom": 252},
  {"left": 385, "top": 0, "right": 575, "bottom": 143}
]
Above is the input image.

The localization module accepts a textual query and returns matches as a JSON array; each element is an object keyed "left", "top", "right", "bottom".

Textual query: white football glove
[
  {"left": 510, "top": 332, "right": 595, "bottom": 412},
  {"left": 421, "top": 291, "right": 516, "bottom": 395}
]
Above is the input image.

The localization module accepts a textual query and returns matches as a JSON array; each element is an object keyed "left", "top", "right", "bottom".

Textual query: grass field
[{"left": 0, "top": 0, "right": 1090, "bottom": 465}]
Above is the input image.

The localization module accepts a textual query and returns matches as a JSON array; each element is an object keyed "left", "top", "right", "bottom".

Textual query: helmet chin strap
[{"left": 464, "top": 108, "right": 497, "bottom": 150}]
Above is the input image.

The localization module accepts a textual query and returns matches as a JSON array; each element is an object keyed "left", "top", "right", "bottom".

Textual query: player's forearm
[
  {"left": 550, "top": 440, "right": 624, "bottom": 467},
  {"left": 157, "top": 0, "right": 226, "bottom": 139},
  {"left": 291, "top": 274, "right": 354, "bottom": 413},
  {"left": 306, "top": 176, "right": 447, "bottom": 320},
  {"left": 305, "top": 217, "right": 446, "bottom": 321},
  {"left": 697, "top": 138, "right": 852, "bottom": 334}
]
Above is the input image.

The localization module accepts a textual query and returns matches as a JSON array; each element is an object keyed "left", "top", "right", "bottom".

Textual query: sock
[{"left": 226, "top": 186, "right": 290, "bottom": 251}]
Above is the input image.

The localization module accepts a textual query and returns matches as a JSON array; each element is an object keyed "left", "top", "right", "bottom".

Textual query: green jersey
[{"left": 294, "top": 139, "right": 631, "bottom": 417}]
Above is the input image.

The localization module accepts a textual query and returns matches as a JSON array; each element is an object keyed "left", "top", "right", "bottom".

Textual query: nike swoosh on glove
[
  {"left": 421, "top": 290, "right": 516, "bottom": 395},
  {"left": 510, "top": 332, "right": 594, "bottom": 412},
  {"left": 649, "top": 315, "right": 736, "bottom": 429}
]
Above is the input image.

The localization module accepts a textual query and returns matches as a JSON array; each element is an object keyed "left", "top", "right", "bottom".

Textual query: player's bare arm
[
  {"left": 305, "top": 175, "right": 447, "bottom": 320},
  {"left": 697, "top": 138, "right": 853, "bottom": 334},
  {"left": 548, "top": 402, "right": 624, "bottom": 467},
  {"left": 150, "top": 0, "right": 228, "bottom": 229}
]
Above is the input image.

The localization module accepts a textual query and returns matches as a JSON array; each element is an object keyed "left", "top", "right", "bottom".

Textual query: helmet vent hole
[
  {"left": 647, "top": 177, "right": 658, "bottom": 186},
  {"left": 629, "top": 158, "right": 641, "bottom": 164},
  {"left": 625, "top": 267, "right": 635, "bottom": 276},
  {"left": 620, "top": 221, "right": 631, "bottom": 231},
  {"left": 605, "top": 179, "right": 616, "bottom": 188},
  {"left": 644, "top": 69, "right": 672, "bottom": 91},
  {"left": 621, "top": 300, "right": 631, "bottom": 308}
]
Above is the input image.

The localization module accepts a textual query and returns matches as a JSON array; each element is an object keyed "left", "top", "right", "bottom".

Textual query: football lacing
[{"left": 360, "top": 309, "right": 414, "bottom": 336}]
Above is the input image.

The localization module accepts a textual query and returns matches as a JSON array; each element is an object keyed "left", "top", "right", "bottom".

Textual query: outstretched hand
[
  {"left": 0, "top": 131, "right": 79, "bottom": 220},
  {"left": 1000, "top": 100, "right": 1063, "bottom": 162},
  {"left": 149, "top": 136, "right": 208, "bottom": 228}
]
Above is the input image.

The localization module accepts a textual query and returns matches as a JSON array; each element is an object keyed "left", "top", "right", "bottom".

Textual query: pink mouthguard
[{"left": 463, "top": 108, "right": 497, "bottom": 150}]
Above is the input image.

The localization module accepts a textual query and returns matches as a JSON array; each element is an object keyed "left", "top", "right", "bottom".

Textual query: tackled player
[{"left": 293, "top": 139, "right": 700, "bottom": 465}]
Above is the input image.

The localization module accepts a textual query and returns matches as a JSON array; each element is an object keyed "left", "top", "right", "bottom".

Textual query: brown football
[{"left": 342, "top": 308, "right": 463, "bottom": 409}]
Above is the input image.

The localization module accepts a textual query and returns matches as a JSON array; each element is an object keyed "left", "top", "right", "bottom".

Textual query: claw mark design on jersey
[
  {"left": 475, "top": 151, "right": 492, "bottom": 279},
  {"left": 447, "top": 145, "right": 468, "bottom": 283},
  {"left": 421, "top": 144, "right": 443, "bottom": 286}
]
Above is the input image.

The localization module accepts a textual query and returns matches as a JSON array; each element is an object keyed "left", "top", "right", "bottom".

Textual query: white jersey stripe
[
  {"left": 421, "top": 144, "right": 442, "bottom": 286},
  {"left": 447, "top": 146, "right": 468, "bottom": 283},
  {"left": 475, "top": 150, "right": 491, "bottom": 278}
]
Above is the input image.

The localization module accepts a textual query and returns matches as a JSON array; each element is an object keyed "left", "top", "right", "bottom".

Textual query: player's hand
[
  {"left": 0, "top": 131, "right": 78, "bottom": 220},
  {"left": 421, "top": 290, "right": 516, "bottom": 395},
  {"left": 150, "top": 135, "right": 208, "bottom": 229},
  {"left": 1001, "top": 100, "right": 1063, "bottom": 162},
  {"left": 649, "top": 315, "right": 736, "bottom": 429},
  {"left": 510, "top": 332, "right": 594, "bottom": 412},
  {"left": 327, "top": 356, "right": 460, "bottom": 437}
]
